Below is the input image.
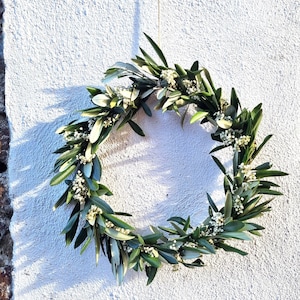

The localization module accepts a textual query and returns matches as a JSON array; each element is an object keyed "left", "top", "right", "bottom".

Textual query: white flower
[
  {"left": 239, "top": 163, "right": 257, "bottom": 181},
  {"left": 142, "top": 246, "right": 159, "bottom": 258},
  {"left": 86, "top": 205, "right": 103, "bottom": 226},
  {"left": 220, "top": 129, "right": 236, "bottom": 146},
  {"left": 76, "top": 153, "right": 96, "bottom": 165},
  {"left": 63, "top": 128, "right": 89, "bottom": 142},
  {"left": 209, "top": 212, "right": 224, "bottom": 235},
  {"left": 72, "top": 170, "right": 88, "bottom": 206},
  {"left": 233, "top": 195, "right": 244, "bottom": 214},
  {"left": 215, "top": 111, "right": 233, "bottom": 129},
  {"left": 103, "top": 115, "right": 120, "bottom": 128},
  {"left": 160, "top": 69, "right": 178, "bottom": 87},
  {"left": 234, "top": 135, "right": 251, "bottom": 151},
  {"left": 183, "top": 79, "right": 198, "bottom": 94}
]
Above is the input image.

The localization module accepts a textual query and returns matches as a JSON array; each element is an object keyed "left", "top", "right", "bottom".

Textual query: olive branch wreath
[{"left": 50, "top": 34, "right": 287, "bottom": 285}]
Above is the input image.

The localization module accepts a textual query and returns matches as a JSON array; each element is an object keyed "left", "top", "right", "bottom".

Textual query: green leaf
[
  {"left": 167, "top": 216, "right": 186, "bottom": 226},
  {"left": 65, "top": 213, "right": 80, "bottom": 245},
  {"left": 139, "top": 48, "right": 159, "bottom": 70},
  {"left": 83, "top": 162, "right": 92, "bottom": 178},
  {"left": 140, "top": 101, "right": 152, "bottom": 117},
  {"left": 223, "top": 176, "right": 231, "bottom": 194},
  {"left": 86, "top": 86, "right": 102, "bottom": 96},
  {"left": 181, "top": 247, "right": 203, "bottom": 259},
  {"left": 183, "top": 216, "right": 191, "bottom": 232},
  {"left": 209, "top": 144, "right": 228, "bottom": 154},
  {"left": 219, "top": 231, "right": 251, "bottom": 240},
  {"left": 158, "top": 250, "right": 178, "bottom": 264},
  {"left": 175, "top": 63, "right": 187, "bottom": 76},
  {"left": 170, "top": 222, "right": 187, "bottom": 236},
  {"left": 89, "top": 119, "right": 103, "bottom": 143},
  {"left": 223, "top": 220, "right": 245, "bottom": 232},
  {"left": 104, "top": 228, "right": 135, "bottom": 241},
  {"left": 141, "top": 88, "right": 154, "bottom": 99},
  {"left": 74, "top": 227, "right": 88, "bottom": 249},
  {"left": 190, "top": 61, "right": 199, "bottom": 71},
  {"left": 224, "top": 191, "right": 233, "bottom": 219},
  {"left": 197, "top": 239, "right": 215, "bottom": 254},
  {"left": 144, "top": 33, "right": 168, "bottom": 67},
  {"left": 255, "top": 162, "right": 272, "bottom": 170},
  {"left": 94, "top": 225, "right": 101, "bottom": 264},
  {"left": 91, "top": 156, "right": 102, "bottom": 181},
  {"left": 141, "top": 253, "right": 161, "bottom": 268},
  {"left": 252, "top": 134, "right": 272, "bottom": 159},
  {"left": 80, "top": 227, "right": 93, "bottom": 254},
  {"left": 129, "top": 248, "right": 141, "bottom": 263},
  {"left": 190, "top": 110, "right": 209, "bottom": 124},
  {"left": 103, "top": 213, "right": 135, "bottom": 230},
  {"left": 257, "top": 189, "right": 283, "bottom": 196},
  {"left": 83, "top": 177, "right": 97, "bottom": 192},
  {"left": 212, "top": 156, "right": 227, "bottom": 175},
  {"left": 207, "top": 193, "right": 218, "bottom": 212},
  {"left": 92, "top": 94, "right": 111, "bottom": 107},
  {"left": 50, "top": 164, "right": 77, "bottom": 186},
  {"left": 53, "top": 188, "right": 69, "bottom": 210},
  {"left": 202, "top": 68, "right": 216, "bottom": 92},
  {"left": 90, "top": 196, "right": 114, "bottom": 214},
  {"left": 61, "top": 212, "right": 80, "bottom": 235},
  {"left": 158, "top": 226, "right": 177, "bottom": 234},
  {"left": 142, "top": 233, "right": 163, "bottom": 244},
  {"left": 230, "top": 88, "right": 241, "bottom": 112},
  {"left": 255, "top": 170, "right": 288, "bottom": 178},
  {"left": 97, "top": 184, "right": 113, "bottom": 196},
  {"left": 217, "top": 242, "right": 247, "bottom": 256},
  {"left": 145, "top": 266, "right": 158, "bottom": 285},
  {"left": 128, "top": 120, "right": 145, "bottom": 136}
]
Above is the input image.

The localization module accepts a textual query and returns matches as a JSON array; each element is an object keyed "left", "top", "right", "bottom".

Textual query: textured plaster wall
[{"left": 4, "top": 0, "right": 300, "bottom": 299}]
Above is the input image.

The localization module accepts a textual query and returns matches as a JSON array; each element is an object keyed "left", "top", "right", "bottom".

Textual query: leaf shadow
[{"left": 11, "top": 85, "right": 228, "bottom": 297}]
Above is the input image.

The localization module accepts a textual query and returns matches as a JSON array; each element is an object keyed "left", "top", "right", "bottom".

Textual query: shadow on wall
[
  {"left": 11, "top": 4, "right": 224, "bottom": 292},
  {"left": 11, "top": 83, "right": 225, "bottom": 296}
]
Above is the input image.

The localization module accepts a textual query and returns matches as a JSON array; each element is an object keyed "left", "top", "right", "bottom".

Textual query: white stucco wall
[{"left": 4, "top": 0, "right": 299, "bottom": 299}]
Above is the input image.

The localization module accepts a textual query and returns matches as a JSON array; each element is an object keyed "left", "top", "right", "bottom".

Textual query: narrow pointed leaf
[
  {"left": 128, "top": 120, "right": 145, "bottom": 136},
  {"left": 144, "top": 33, "right": 168, "bottom": 67},
  {"left": 50, "top": 164, "right": 77, "bottom": 186},
  {"left": 89, "top": 119, "right": 103, "bottom": 143}
]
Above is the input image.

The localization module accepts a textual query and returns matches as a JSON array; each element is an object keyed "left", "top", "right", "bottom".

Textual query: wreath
[{"left": 50, "top": 34, "right": 287, "bottom": 285}]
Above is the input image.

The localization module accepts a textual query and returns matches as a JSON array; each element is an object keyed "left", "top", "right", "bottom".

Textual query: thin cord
[{"left": 157, "top": 0, "right": 161, "bottom": 47}]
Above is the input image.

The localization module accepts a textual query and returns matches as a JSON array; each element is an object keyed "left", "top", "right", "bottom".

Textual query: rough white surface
[{"left": 4, "top": 0, "right": 300, "bottom": 299}]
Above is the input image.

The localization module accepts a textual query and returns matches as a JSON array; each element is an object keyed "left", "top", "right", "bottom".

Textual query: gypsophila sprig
[{"left": 50, "top": 33, "right": 288, "bottom": 285}]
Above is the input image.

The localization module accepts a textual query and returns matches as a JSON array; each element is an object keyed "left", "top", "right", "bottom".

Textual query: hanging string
[{"left": 157, "top": 0, "right": 161, "bottom": 47}]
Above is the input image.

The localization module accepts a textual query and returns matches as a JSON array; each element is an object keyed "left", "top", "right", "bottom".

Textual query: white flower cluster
[
  {"left": 233, "top": 195, "right": 244, "bottom": 214},
  {"left": 88, "top": 119, "right": 95, "bottom": 131},
  {"left": 103, "top": 115, "right": 120, "bottom": 128},
  {"left": 63, "top": 127, "right": 89, "bottom": 142},
  {"left": 198, "top": 219, "right": 224, "bottom": 237},
  {"left": 72, "top": 170, "right": 87, "bottom": 206},
  {"left": 234, "top": 135, "right": 251, "bottom": 152},
  {"left": 160, "top": 69, "right": 178, "bottom": 87},
  {"left": 142, "top": 246, "right": 159, "bottom": 258},
  {"left": 215, "top": 111, "right": 233, "bottom": 123},
  {"left": 116, "top": 87, "right": 137, "bottom": 109},
  {"left": 76, "top": 153, "right": 96, "bottom": 165},
  {"left": 239, "top": 163, "right": 257, "bottom": 181},
  {"left": 86, "top": 204, "right": 103, "bottom": 226},
  {"left": 209, "top": 212, "right": 224, "bottom": 236},
  {"left": 182, "top": 79, "right": 198, "bottom": 94},
  {"left": 220, "top": 129, "right": 251, "bottom": 152},
  {"left": 169, "top": 240, "right": 177, "bottom": 250},
  {"left": 105, "top": 220, "right": 131, "bottom": 235},
  {"left": 220, "top": 129, "right": 236, "bottom": 146}
]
